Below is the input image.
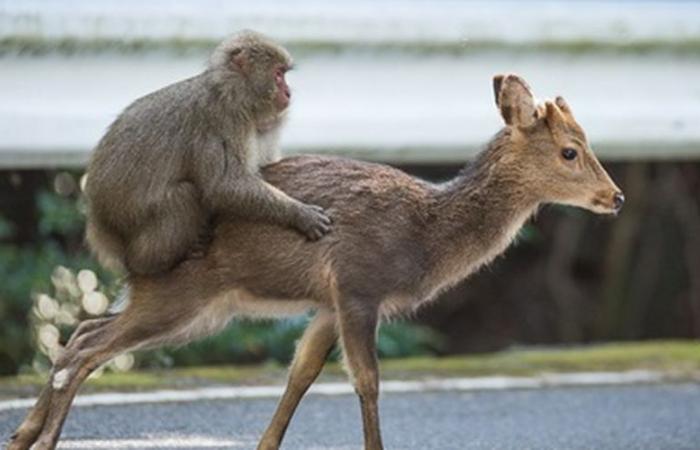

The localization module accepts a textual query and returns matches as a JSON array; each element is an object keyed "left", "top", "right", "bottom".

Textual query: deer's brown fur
[{"left": 8, "top": 74, "right": 622, "bottom": 450}]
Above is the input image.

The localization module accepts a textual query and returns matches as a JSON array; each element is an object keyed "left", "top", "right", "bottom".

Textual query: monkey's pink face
[{"left": 274, "top": 65, "right": 291, "bottom": 111}]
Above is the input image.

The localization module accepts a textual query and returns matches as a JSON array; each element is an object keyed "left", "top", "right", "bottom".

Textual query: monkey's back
[
  {"left": 86, "top": 75, "right": 215, "bottom": 220},
  {"left": 84, "top": 74, "right": 220, "bottom": 272}
]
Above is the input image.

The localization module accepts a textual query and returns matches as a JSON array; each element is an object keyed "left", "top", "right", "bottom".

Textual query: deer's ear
[
  {"left": 554, "top": 95, "right": 576, "bottom": 120},
  {"left": 492, "top": 74, "right": 505, "bottom": 108},
  {"left": 545, "top": 100, "right": 567, "bottom": 132},
  {"left": 494, "top": 74, "right": 538, "bottom": 128}
]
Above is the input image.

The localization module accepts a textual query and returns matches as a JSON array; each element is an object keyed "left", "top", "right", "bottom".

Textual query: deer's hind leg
[
  {"left": 7, "top": 315, "right": 118, "bottom": 450},
  {"left": 7, "top": 386, "right": 52, "bottom": 450},
  {"left": 13, "top": 282, "right": 225, "bottom": 450},
  {"left": 27, "top": 320, "right": 148, "bottom": 450},
  {"left": 258, "top": 309, "right": 338, "bottom": 450}
]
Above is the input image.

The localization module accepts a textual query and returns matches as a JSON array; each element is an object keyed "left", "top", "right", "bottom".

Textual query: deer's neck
[{"left": 425, "top": 130, "right": 539, "bottom": 294}]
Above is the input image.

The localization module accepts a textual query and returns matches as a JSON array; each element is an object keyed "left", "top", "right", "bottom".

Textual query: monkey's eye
[{"left": 561, "top": 148, "right": 578, "bottom": 161}]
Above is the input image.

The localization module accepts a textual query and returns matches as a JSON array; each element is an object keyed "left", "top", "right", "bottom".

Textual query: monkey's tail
[{"left": 85, "top": 219, "right": 127, "bottom": 274}]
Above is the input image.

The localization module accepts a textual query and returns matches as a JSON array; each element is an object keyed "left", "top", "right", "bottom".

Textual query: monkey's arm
[{"left": 194, "top": 142, "right": 331, "bottom": 240}]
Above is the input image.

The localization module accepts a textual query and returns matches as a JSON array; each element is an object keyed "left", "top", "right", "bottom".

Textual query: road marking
[
  {"left": 0, "top": 370, "right": 665, "bottom": 412},
  {"left": 57, "top": 436, "right": 246, "bottom": 448}
]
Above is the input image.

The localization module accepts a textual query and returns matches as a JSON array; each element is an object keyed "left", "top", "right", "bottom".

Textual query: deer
[{"left": 8, "top": 74, "right": 624, "bottom": 450}]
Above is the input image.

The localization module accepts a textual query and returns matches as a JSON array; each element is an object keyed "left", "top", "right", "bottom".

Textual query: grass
[
  {"left": 378, "top": 340, "right": 700, "bottom": 377},
  {"left": 1, "top": 340, "right": 698, "bottom": 398}
]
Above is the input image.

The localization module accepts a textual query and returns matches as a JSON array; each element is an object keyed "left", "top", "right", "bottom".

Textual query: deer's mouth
[{"left": 590, "top": 191, "right": 624, "bottom": 215}]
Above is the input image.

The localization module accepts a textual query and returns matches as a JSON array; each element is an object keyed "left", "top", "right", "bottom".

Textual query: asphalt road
[{"left": 2, "top": 383, "right": 700, "bottom": 449}]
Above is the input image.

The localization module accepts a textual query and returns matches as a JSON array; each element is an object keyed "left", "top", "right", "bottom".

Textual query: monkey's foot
[
  {"left": 187, "top": 230, "right": 213, "bottom": 260},
  {"left": 188, "top": 247, "right": 206, "bottom": 259}
]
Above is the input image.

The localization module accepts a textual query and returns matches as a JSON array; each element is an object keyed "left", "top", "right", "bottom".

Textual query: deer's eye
[{"left": 561, "top": 148, "right": 578, "bottom": 161}]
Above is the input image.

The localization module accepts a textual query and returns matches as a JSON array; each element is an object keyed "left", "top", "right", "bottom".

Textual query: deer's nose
[{"left": 613, "top": 192, "right": 625, "bottom": 211}]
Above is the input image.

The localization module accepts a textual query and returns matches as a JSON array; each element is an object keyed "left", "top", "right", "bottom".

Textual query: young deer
[{"left": 8, "top": 74, "right": 623, "bottom": 450}]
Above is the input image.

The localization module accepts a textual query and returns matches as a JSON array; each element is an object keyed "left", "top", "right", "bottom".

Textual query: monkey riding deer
[
  {"left": 9, "top": 74, "right": 624, "bottom": 450},
  {"left": 85, "top": 30, "right": 331, "bottom": 276}
]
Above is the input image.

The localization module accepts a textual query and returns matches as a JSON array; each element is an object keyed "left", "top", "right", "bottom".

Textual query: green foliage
[
  {"left": 36, "top": 191, "right": 85, "bottom": 237},
  {"left": 516, "top": 223, "right": 541, "bottom": 244},
  {"left": 4, "top": 35, "right": 700, "bottom": 58},
  {"left": 0, "top": 215, "right": 15, "bottom": 240},
  {"left": 377, "top": 322, "right": 444, "bottom": 358},
  {"left": 0, "top": 183, "right": 101, "bottom": 375},
  {"left": 161, "top": 320, "right": 307, "bottom": 367},
  {"left": 0, "top": 239, "right": 93, "bottom": 374},
  {"left": 157, "top": 317, "right": 443, "bottom": 368}
]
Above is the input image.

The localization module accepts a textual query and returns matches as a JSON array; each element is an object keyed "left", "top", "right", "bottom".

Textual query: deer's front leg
[
  {"left": 257, "top": 309, "right": 338, "bottom": 450},
  {"left": 337, "top": 298, "right": 383, "bottom": 450}
]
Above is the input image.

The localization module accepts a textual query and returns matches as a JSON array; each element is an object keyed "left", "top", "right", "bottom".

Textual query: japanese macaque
[{"left": 85, "top": 31, "right": 331, "bottom": 275}]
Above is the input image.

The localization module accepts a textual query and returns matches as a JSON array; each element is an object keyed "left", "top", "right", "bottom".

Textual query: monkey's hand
[{"left": 293, "top": 203, "right": 332, "bottom": 241}]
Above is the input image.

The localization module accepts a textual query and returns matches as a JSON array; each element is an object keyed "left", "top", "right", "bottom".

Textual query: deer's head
[{"left": 493, "top": 74, "right": 624, "bottom": 215}]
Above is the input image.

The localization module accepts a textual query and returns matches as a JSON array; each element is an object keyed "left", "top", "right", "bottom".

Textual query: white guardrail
[{"left": 1, "top": 0, "right": 699, "bottom": 167}]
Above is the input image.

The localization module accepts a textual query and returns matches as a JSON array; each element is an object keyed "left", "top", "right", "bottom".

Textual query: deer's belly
[
  {"left": 166, "top": 289, "right": 318, "bottom": 346},
  {"left": 224, "top": 288, "right": 318, "bottom": 318}
]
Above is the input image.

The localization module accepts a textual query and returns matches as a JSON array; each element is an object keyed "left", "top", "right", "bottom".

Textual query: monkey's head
[{"left": 209, "top": 30, "right": 293, "bottom": 119}]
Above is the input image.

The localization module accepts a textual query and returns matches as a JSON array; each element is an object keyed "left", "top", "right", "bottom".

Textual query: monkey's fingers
[
  {"left": 297, "top": 204, "right": 332, "bottom": 240},
  {"left": 308, "top": 204, "right": 333, "bottom": 224},
  {"left": 305, "top": 220, "right": 332, "bottom": 241}
]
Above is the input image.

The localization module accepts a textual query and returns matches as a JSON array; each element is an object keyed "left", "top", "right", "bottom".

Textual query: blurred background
[{"left": 0, "top": 0, "right": 699, "bottom": 376}]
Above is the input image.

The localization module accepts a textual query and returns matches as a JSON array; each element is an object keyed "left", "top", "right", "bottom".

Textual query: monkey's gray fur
[{"left": 85, "top": 30, "right": 331, "bottom": 276}]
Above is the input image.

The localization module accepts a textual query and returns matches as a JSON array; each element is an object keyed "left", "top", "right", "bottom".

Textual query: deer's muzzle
[{"left": 612, "top": 192, "right": 625, "bottom": 212}]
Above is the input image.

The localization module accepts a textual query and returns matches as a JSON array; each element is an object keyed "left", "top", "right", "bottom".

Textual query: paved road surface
[{"left": 2, "top": 383, "right": 699, "bottom": 449}]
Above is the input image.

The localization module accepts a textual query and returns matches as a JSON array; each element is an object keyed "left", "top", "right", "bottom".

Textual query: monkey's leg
[
  {"left": 257, "top": 310, "right": 337, "bottom": 450},
  {"left": 85, "top": 220, "right": 126, "bottom": 273},
  {"left": 125, "top": 183, "right": 206, "bottom": 275},
  {"left": 7, "top": 316, "right": 118, "bottom": 450}
]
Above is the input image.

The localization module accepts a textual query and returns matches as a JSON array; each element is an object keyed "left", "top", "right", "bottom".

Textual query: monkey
[{"left": 84, "top": 30, "right": 331, "bottom": 276}]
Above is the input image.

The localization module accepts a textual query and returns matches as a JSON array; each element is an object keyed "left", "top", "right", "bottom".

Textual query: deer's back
[{"left": 204, "top": 155, "right": 436, "bottom": 304}]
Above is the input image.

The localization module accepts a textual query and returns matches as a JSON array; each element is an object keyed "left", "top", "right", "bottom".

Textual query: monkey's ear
[
  {"left": 494, "top": 74, "right": 538, "bottom": 128},
  {"left": 229, "top": 48, "right": 249, "bottom": 73}
]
